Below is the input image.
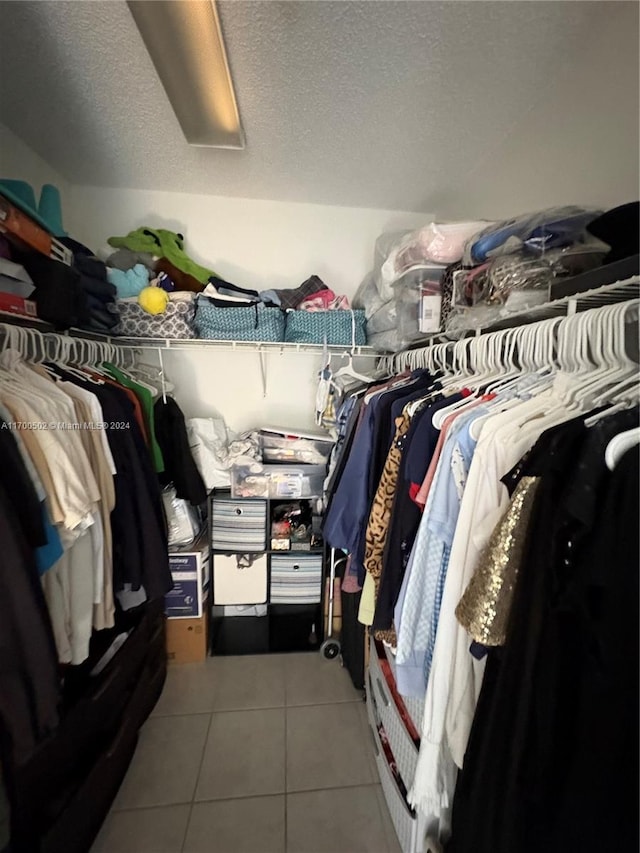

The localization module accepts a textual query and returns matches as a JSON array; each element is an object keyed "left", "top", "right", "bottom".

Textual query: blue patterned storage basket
[
  {"left": 284, "top": 309, "right": 367, "bottom": 346},
  {"left": 195, "top": 297, "right": 286, "bottom": 342}
]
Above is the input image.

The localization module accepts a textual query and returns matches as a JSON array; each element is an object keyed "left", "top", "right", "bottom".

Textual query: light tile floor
[{"left": 91, "top": 653, "right": 402, "bottom": 853}]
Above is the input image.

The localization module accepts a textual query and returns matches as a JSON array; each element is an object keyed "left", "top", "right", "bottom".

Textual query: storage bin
[
  {"left": 211, "top": 497, "right": 267, "bottom": 551},
  {"left": 260, "top": 431, "right": 334, "bottom": 465},
  {"left": 392, "top": 266, "right": 447, "bottom": 342},
  {"left": 270, "top": 554, "right": 323, "bottom": 604},
  {"left": 268, "top": 603, "right": 322, "bottom": 653},
  {"left": 231, "top": 464, "right": 325, "bottom": 499},
  {"left": 195, "top": 296, "right": 285, "bottom": 341},
  {"left": 211, "top": 613, "right": 270, "bottom": 656},
  {"left": 116, "top": 295, "right": 197, "bottom": 339},
  {"left": 367, "top": 678, "right": 427, "bottom": 853},
  {"left": 284, "top": 309, "right": 367, "bottom": 346},
  {"left": 230, "top": 465, "right": 270, "bottom": 499},
  {"left": 369, "top": 636, "right": 420, "bottom": 787},
  {"left": 212, "top": 553, "right": 268, "bottom": 605}
]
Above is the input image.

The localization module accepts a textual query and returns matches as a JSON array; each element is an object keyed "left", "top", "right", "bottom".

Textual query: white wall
[
  {"left": 137, "top": 347, "right": 376, "bottom": 435},
  {"left": 0, "top": 122, "right": 71, "bottom": 222},
  {"left": 68, "top": 186, "right": 419, "bottom": 427},
  {"left": 68, "top": 185, "right": 429, "bottom": 298}
]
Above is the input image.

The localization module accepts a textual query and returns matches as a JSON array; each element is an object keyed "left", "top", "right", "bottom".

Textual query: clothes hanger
[
  {"left": 332, "top": 350, "right": 374, "bottom": 384},
  {"left": 563, "top": 303, "right": 635, "bottom": 412},
  {"left": 586, "top": 302, "right": 639, "bottom": 407},
  {"left": 604, "top": 425, "right": 640, "bottom": 470},
  {"left": 467, "top": 320, "right": 561, "bottom": 441}
]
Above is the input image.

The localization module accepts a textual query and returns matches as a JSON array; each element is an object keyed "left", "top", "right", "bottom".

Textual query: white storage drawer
[
  {"left": 367, "top": 673, "right": 425, "bottom": 853},
  {"left": 270, "top": 554, "right": 323, "bottom": 604},
  {"left": 383, "top": 642, "right": 425, "bottom": 735},
  {"left": 211, "top": 498, "right": 266, "bottom": 552},
  {"left": 212, "top": 554, "right": 268, "bottom": 605},
  {"left": 369, "top": 637, "right": 420, "bottom": 788}
]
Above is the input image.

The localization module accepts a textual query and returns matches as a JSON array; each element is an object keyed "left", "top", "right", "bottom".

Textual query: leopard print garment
[{"left": 364, "top": 411, "right": 411, "bottom": 645}]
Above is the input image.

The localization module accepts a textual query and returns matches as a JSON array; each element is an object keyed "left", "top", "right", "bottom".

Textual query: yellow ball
[{"left": 139, "top": 285, "right": 169, "bottom": 315}]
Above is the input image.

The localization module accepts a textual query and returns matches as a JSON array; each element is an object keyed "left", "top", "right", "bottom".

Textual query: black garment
[
  {"left": 447, "top": 417, "right": 589, "bottom": 853},
  {"left": 82, "top": 278, "right": 117, "bottom": 302},
  {"left": 154, "top": 396, "right": 207, "bottom": 506},
  {"left": 0, "top": 484, "right": 60, "bottom": 767},
  {"left": 16, "top": 251, "right": 89, "bottom": 330},
  {"left": 52, "top": 369, "right": 171, "bottom": 598},
  {"left": 447, "top": 411, "right": 640, "bottom": 853},
  {"left": 101, "top": 384, "right": 171, "bottom": 598},
  {"left": 372, "top": 395, "right": 455, "bottom": 632},
  {"left": 340, "top": 587, "right": 366, "bottom": 691},
  {"left": 586, "top": 200, "right": 639, "bottom": 263},
  {"left": 542, "top": 445, "right": 638, "bottom": 852},
  {"left": 0, "top": 422, "right": 46, "bottom": 548},
  {"left": 73, "top": 254, "right": 108, "bottom": 281},
  {"left": 366, "top": 371, "right": 433, "bottom": 510}
]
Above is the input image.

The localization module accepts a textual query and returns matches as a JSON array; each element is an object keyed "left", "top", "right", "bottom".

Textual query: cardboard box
[
  {"left": 166, "top": 602, "right": 210, "bottom": 664},
  {"left": 165, "top": 531, "right": 210, "bottom": 619}
]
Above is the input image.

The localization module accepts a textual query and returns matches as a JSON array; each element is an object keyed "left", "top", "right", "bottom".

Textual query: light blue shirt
[{"left": 395, "top": 407, "right": 486, "bottom": 697}]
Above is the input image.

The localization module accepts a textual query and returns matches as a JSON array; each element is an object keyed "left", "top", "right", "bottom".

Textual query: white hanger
[
  {"left": 604, "top": 426, "right": 640, "bottom": 470},
  {"left": 332, "top": 350, "right": 372, "bottom": 384},
  {"left": 563, "top": 303, "right": 635, "bottom": 411}
]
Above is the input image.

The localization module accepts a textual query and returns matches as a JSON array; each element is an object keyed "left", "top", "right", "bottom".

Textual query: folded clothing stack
[
  {"left": 61, "top": 237, "right": 120, "bottom": 334},
  {"left": 14, "top": 249, "right": 90, "bottom": 330},
  {"left": 0, "top": 237, "right": 36, "bottom": 316}
]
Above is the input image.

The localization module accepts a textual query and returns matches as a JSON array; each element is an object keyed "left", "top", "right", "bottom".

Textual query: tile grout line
[
  {"left": 192, "top": 782, "right": 381, "bottom": 805},
  {"left": 181, "top": 711, "right": 215, "bottom": 853}
]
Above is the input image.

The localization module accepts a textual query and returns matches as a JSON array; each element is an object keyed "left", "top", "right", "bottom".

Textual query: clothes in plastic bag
[
  {"left": 380, "top": 221, "right": 487, "bottom": 287},
  {"left": 352, "top": 272, "right": 389, "bottom": 320},
  {"left": 187, "top": 416, "right": 261, "bottom": 490},
  {"left": 162, "top": 485, "right": 201, "bottom": 547},
  {"left": 366, "top": 300, "right": 398, "bottom": 334},
  {"left": 372, "top": 231, "right": 412, "bottom": 302},
  {"left": 367, "top": 328, "right": 410, "bottom": 353},
  {"left": 462, "top": 205, "right": 602, "bottom": 266}
]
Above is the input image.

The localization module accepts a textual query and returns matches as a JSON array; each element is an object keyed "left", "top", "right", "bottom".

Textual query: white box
[
  {"left": 165, "top": 531, "right": 210, "bottom": 619},
  {"left": 213, "top": 553, "right": 268, "bottom": 605}
]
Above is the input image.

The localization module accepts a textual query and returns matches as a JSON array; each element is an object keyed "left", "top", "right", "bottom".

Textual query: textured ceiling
[{"left": 0, "top": 0, "right": 630, "bottom": 212}]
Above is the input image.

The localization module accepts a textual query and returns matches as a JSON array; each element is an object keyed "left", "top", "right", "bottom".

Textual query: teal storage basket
[
  {"left": 195, "top": 297, "right": 286, "bottom": 342},
  {"left": 284, "top": 309, "right": 367, "bottom": 346}
]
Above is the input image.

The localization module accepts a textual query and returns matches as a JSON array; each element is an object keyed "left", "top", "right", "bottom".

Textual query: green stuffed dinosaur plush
[{"left": 107, "top": 227, "right": 215, "bottom": 284}]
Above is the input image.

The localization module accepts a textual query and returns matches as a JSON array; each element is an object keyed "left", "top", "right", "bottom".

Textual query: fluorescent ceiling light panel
[{"left": 127, "top": 0, "right": 244, "bottom": 148}]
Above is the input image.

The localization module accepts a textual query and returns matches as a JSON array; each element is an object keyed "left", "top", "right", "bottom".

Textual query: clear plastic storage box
[
  {"left": 260, "top": 431, "right": 334, "bottom": 465},
  {"left": 231, "top": 464, "right": 326, "bottom": 500}
]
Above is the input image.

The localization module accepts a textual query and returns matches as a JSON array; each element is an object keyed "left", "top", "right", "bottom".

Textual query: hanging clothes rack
[
  {"left": 379, "top": 289, "right": 640, "bottom": 377},
  {"left": 0, "top": 321, "right": 136, "bottom": 368}
]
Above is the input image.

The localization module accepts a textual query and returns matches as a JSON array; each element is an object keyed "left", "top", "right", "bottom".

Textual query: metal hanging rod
[
  {"left": 381, "top": 295, "right": 639, "bottom": 375},
  {"left": 402, "top": 275, "right": 640, "bottom": 351}
]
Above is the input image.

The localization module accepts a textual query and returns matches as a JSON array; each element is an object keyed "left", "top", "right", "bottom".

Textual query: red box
[{"left": 0, "top": 291, "right": 38, "bottom": 318}]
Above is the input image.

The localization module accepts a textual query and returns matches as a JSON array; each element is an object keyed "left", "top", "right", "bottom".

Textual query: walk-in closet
[{"left": 0, "top": 2, "right": 638, "bottom": 852}]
